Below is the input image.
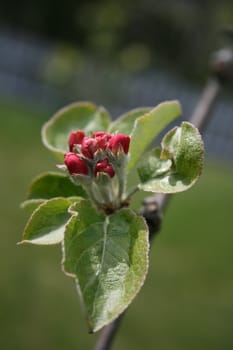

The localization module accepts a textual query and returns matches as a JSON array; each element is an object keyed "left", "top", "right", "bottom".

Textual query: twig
[
  {"left": 94, "top": 314, "right": 124, "bottom": 350},
  {"left": 94, "top": 48, "right": 233, "bottom": 350}
]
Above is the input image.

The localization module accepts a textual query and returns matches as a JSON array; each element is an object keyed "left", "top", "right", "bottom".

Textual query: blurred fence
[{"left": 0, "top": 30, "right": 232, "bottom": 162}]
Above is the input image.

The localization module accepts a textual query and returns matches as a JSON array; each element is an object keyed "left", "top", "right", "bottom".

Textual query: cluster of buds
[{"left": 62, "top": 130, "right": 130, "bottom": 213}]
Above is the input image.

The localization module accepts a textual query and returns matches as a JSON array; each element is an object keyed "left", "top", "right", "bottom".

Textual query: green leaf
[
  {"left": 137, "top": 148, "right": 172, "bottom": 183},
  {"left": 21, "top": 199, "right": 45, "bottom": 214},
  {"left": 42, "top": 102, "right": 111, "bottom": 159},
  {"left": 127, "top": 100, "right": 181, "bottom": 172},
  {"left": 63, "top": 200, "right": 149, "bottom": 332},
  {"left": 20, "top": 198, "right": 74, "bottom": 245},
  {"left": 109, "top": 107, "right": 151, "bottom": 134},
  {"left": 138, "top": 122, "right": 204, "bottom": 193},
  {"left": 27, "top": 171, "right": 87, "bottom": 199}
]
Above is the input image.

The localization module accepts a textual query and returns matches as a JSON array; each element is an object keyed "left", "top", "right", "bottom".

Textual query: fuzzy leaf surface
[
  {"left": 138, "top": 122, "right": 204, "bottom": 193},
  {"left": 27, "top": 172, "right": 86, "bottom": 199},
  {"left": 21, "top": 198, "right": 74, "bottom": 245},
  {"left": 42, "top": 102, "right": 111, "bottom": 159},
  {"left": 63, "top": 200, "right": 149, "bottom": 332},
  {"left": 127, "top": 100, "right": 181, "bottom": 172},
  {"left": 137, "top": 148, "right": 172, "bottom": 183}
]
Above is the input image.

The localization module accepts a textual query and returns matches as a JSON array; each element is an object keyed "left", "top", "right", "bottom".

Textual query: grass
[{"left": 0, "top": 100, "right": 233, "bottom": 349}]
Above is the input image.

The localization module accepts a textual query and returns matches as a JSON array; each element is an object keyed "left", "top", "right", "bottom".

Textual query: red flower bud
[
  {"left": 68, "top": 130, "right": 85, "bottom": 151},
  {"left": 81, "top": 137, "right": 98, "bottom": 158},
  {"left": 82, "top": 132, "right": 112, "bottom": 158},
  {"left": 64, "top": 152, "right": 88, "bottom": 175},
  {"left": 95, "top": 159, "right": 115, "bottom": 178},
  {"left": 92, "top": 131, "right": 111, "bottom": 139},
  {"left": 109, "top": 134, "right": 130, "bottom": 154},
  {"left": 93, "top": 132, "right": 112, "bottom": 151}
]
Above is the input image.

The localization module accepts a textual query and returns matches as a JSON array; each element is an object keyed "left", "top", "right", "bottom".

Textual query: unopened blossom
[
  {"left": 81, "top": 132, "right": 112, "bottom": 158},
  {"left": 64, "top": 130, "right": 131, "bottom": 212},
  {"left": 109, "top": 134, "right": 130, "bottom": 154},
  {"left": 64, "top": 152, "right": 88, "bottom": 175},
  {"left": 95, "top": 159, "right": 115, "bottom": 178},
  {"left": 81, "top": 137, "right": 99, "bottom": 158},
  {"left": 69, "top": 130, "right": 85, "bottom": 152}
]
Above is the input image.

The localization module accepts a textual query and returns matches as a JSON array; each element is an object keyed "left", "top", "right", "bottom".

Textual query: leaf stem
[{"left": 124, "top": 185, "right": 139, "bottom": 201}]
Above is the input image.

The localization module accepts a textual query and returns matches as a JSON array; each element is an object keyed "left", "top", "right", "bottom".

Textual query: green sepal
[
  {"left": 20, "top": 197, "right": 76, "bottom": 245},
  {"left": 63, "top": 199, "right": 149, "bottom": 332},
  {"left": 127, "top": 100, "right": 181, "bottom": 172},
  {"left": 138, "top": 122, "right": 204, "bottom": 193},
  {"left": 42, "top": 102, "right": 111, "bottom": 160}
]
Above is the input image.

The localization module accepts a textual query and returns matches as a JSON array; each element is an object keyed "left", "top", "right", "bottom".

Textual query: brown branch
[{"left": 94, "top": 48, "right": 233, "bottom": 350}]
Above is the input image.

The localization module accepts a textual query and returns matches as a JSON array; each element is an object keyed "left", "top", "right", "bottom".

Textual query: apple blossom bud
[
  {"left": 109, "top": 134, "right": 130, "bottom": 154},
  {"left": 68, "top": 130, "right": 85, "bottom": 151},
  {"left": 95, "top": 159, "right": 115, "bottom": 178},
  {"left": 64, "top": 152, "right": 88, "bottom": 175},
  {"left": 82, "top": 132, "right": 112, "bottom": 158},
  {"left": 81, "top": 137, "right": 98, "bottom": 158},
  {"left": 93, "top": 131, "right": 112, "bottom": 151},
  {"left": 92, "top": 131, "right": 112, "bottom": 139}
]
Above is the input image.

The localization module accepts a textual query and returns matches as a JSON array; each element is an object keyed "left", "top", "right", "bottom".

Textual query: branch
[
  {"left": 94, "top": 314, "right": 124, "bottom": 350},
  {"left": 93, "top": 47, "right": 233, "bottom": 350}
]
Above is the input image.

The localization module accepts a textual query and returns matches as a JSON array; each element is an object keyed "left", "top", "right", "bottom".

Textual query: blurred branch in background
[
  {"left": 1, "top": 2, "right": 233, "bottom": 349},
  {"left": 94, "top": 45, "right": 233, "bottom": 350}
]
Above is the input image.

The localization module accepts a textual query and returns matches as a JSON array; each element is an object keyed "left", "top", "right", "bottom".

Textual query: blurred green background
[{"left": 1, "top": 0, "right": 233, "bottom": 349}]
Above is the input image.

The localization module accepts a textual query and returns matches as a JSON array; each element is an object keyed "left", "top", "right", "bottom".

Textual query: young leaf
[
  {"left": 63, "top": 200, "right": 149, "bottom": 332},
  {"left": 20, "top": 198, "right": 74, "bottom": 245},
  {"left": 21, "top": 199, "right": 45, "bottom": 214},
  {"left": 138, "top": 122, "right": 204, "bottom": 193},
  {"left": 137, "top": 147, "right": 172, "bottom": 183},
  {"left": 27, "top": 172, "right": 86, "bottom": 199},
  {"left": 127, "top": 100, "right": 181, "bottom": 172},
  {"left": 42, "top": 102, "right": 111, "bottom": 159},
  {"left": 109, "top": 107, "right": 151, "bottom": 134}
]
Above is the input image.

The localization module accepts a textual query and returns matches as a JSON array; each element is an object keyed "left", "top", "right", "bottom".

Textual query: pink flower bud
[
  {"left": 95, "top": 159, "right": 115, "bottom": 178},
  {"left": 109, "top": 134, "right": 130, "bottom": 154},
  {"left": 64, "top": 152, "right": 88, "bottom": 175},
  {"left": 68, "top": 130, "right": 85, "bottom": 151}
]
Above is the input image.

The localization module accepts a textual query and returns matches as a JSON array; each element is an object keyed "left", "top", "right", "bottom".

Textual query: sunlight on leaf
[
  {"left": 138, "top": 122, "right": 204, "bottom": 193},
  {"left": 20, "top": 198, "right": 74, "bottom": 245},
  {"left": 127, "top": 100, "right": 181, "bottom": 172},
  {"left": 63, "top": 200, "right": 149, "bottom": 332}
]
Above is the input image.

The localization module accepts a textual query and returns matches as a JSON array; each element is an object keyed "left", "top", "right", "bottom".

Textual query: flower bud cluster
[{"left": 63, "top": 130, "right": 130, "bottom": 213}]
